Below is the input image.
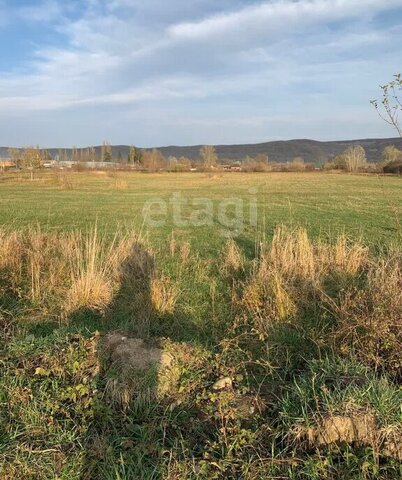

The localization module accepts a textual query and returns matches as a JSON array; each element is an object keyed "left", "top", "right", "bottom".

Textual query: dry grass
[
  {"left": 0, "top": 228, "right": 71, "bottom": 307},
  {"left": 331, "top": 256, "right": 402, "bottom": 379},
  {"left": 239, "top": 227, "right": 369, "bottom": 333},
  {"left": 0, "top": 224, "right": 400, "bottom": 377},
  {"left": 180, "top": 241, "right": 191, "bottom": 262},
  {"left": 150, "top": 275, "right": 180, "bottom": 314},
  {"left": 0, "top": 227, "right": 141, "bottom": 319},
  {"left": 0, "top": 230, "right": 23, "bottom": 272},
  {"left": 267, "top": 226, "right": 368, "bottom": 281},
  {"left": 236, "top": 226, "right": 401, "bottom": 378},
  {"left": 48, "top": 171, "right": 77, "bottom": 189},
  {"left": 64, "top": 228, "right": 134, "bottom": 315},
  {"left": 331, "top": 234, "right": 368, "bottom": 275},
  {"left": 222, "top": 238, "right": 244, "bottom": 273},
  {"left": 1, "top": 221, "right": 401, "bottom": 479},
  {"left": 269, "top": 226, "right": 316, "bottom": 279},
  {"left": 241, "top": 269, "right": 296, "bottom": 332},
  {"left": 113, "top": 179, "right": 128, "bottom": 190},
  {"left": 169, "top": 233, "right": 177, "bottom": 256}
]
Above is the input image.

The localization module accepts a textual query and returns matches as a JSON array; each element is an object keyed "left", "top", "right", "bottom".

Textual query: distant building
[
  {"left": 222, "top": 164, "right": 242, "bottom": 172},
  {"left": 57, "top": 160, "right": 121, "bottom": 169},
  {"left": 43, "top": 160, "right": 56, "bottom": 168},
  {"left": 0, "top": 159, "right": 16, "bottom": 170}
]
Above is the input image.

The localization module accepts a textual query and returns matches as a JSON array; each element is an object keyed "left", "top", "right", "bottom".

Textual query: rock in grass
[
  {"left": 212, "top": 377, "right": 233, "bottom": 391},
  {"left": 103, "top": 332, "right": 173, "bottom": 372}
]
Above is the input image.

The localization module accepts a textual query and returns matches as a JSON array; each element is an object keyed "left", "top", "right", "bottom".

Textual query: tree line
[{"left": 5, "top": 142, "right": 402, "bottom": 175}]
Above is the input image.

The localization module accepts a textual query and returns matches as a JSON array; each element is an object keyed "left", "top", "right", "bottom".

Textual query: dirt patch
[
  {"left": 304, "top": 413, "right": 402, "bottom": 461},
  {"left": 307, "top": 413, "right": 376, "bottom": 446},
  {"left": 103, "top": 333, "right": 173, "bottom": 372}
]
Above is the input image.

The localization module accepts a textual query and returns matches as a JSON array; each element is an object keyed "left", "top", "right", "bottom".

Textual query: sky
[{"left": 0, "top": 0, "right": 402, "bottom": 148}]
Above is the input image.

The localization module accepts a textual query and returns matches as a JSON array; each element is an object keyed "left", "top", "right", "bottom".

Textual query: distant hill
[
  {"left": 1, "top": 137, "right": 402, "bottom": 164},
  {"left": 156, "top": 138, "right": 402, "bottom": 164}
]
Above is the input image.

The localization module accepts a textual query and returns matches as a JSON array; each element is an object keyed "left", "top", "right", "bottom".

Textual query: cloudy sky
[{"left": 0, "top": 0, "right": 401, "bottom": 147}]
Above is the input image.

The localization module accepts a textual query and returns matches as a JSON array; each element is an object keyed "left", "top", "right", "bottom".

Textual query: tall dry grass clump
[
  {"left": 269, "top": 226, "right": 316, "bottom": 280},
  {"left": 48, "top": 171, "right": 77, "bottom": 189},
  {"left": 331, "top": 234, "right": 368, "bottom": 275},
  {"left": 330, "top": 256, "right": 402, "bottom": 379},
  {"left": 0, "top": 228, "right": 71, "bottom": 307},
  {"left": 150, "top": 275, "right": 179, "bottom": 314},
  {"left": 236, "top": 226, "right": 401, "bottom": 378},
  {"left": 238, "top": 227, "right": 368, "bottom": 329},
  {"left": 222, "top": 238, "right": 244, "bottom": 274},
  {"left": 267, "top": 227, "right": 368, "bottom": 282},
  {"left": 0, "top": 230, "right": 24, "bottom": 273},
  {"left": 64, "top": 228, "right": 134, "bottom": 315},
  {"left": 27, "top": 231, "right": 47, "bottom": 304},
  {"left": 0, "top": 227, "right": 143, "bottom": 320},
  {"left": 241, "top": 268, "right": 296, "bottom": 336},
  {"left": 180, "top": 241, "right": 191, "bottom": 263}
]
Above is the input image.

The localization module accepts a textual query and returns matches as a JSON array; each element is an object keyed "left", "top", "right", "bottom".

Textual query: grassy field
[
  {"left": 0, "top": 171, "right": 401, "bottom": 249},
  {"left": 0, "top": 171, "right": 401, "bottom": 479}
]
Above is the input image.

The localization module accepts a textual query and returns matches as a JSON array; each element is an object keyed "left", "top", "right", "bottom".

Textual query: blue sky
[{"left": 0, "top": 0, "right": 402, "bottom": 147}]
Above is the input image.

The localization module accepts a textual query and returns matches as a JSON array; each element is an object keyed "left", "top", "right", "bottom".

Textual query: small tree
[
  {"left": 101, "top": 141, "right": 112, "bottom": 162},
  {"left": 178, "top": 156, "right": 191, "bottom": 171},
  {"left": 19, "top": 147, "right": 44, "bottom": 179},
  {"left": 142, "top": 149, "right": 165, "bottom": 172},
  {"left": 371, "top": 73, "right": 402, "bottom": 137},
  {"left": 200, "top": 145, "right": 218, "bottom": 169},
  {"left": 381, "top": 146, "right": 402, "bottom": 174},
  {"left": 333, "top": 154, "right": 348, "bottom": 170},
  {"left": 103, "top": 150, "right": 112, "bottom": 163},
  {"left": 255, "top": 153, "right": 269, "bottom": 164},
  {"left": 128, "top": 146, "right": 142, "bottom": 166},
  {"left": 167, "top": 156, "right": 178, "bottom": 172},
  {"left": 20, "top": 147, "right": 43, "bottom": 169},
  {"left": 89, "top": 147, "right": 96, "bottom": 163},
  {"left": 288, "top": 157, "right": 306, "bottom": 172},
  {"left": 344, "top": 145, "right": 367, "bottom": 172},
  {"left": 382, "top": 145, "right": 401, "bottom": 164}
]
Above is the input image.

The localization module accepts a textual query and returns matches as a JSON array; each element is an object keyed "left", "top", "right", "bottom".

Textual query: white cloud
[
  {"left": 0, "top": 0, "right": 401, "bottom": 145},
  {"left": 169, "top": 0, "right": 402, "bottom": 40}
]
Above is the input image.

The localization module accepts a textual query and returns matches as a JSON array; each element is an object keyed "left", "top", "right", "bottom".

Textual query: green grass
[
  {"left": 0, "top": 171, "right": 401, "bottom": 479},
  {"left": 0, "top": 171, "right": 401, "bottom": 250}
]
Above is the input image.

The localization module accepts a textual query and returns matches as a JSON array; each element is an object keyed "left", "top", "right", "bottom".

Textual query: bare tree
[
  {"left": 255, "top": 153, "right": 269, "bottom": 164},
  {"left": 17, "top": 147, "right": 45, "bottom": 179},
  {"left": 72, "top": 145, "right": 79, "bottom": 163},
  {"left": 344, "top": 145, "right": 367, "bottom": 172},
  {"left": 371, "top": 73, "right": 402, "bottom": 137},
  {"left": 199, "top": 145, "right": 218, "bottom": 169},
  {"left": 288, "top": 157, "right": 306, "bottom": 172},
  {"left": 142, "top": 149, "right": 165, "bottom": 172}
]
